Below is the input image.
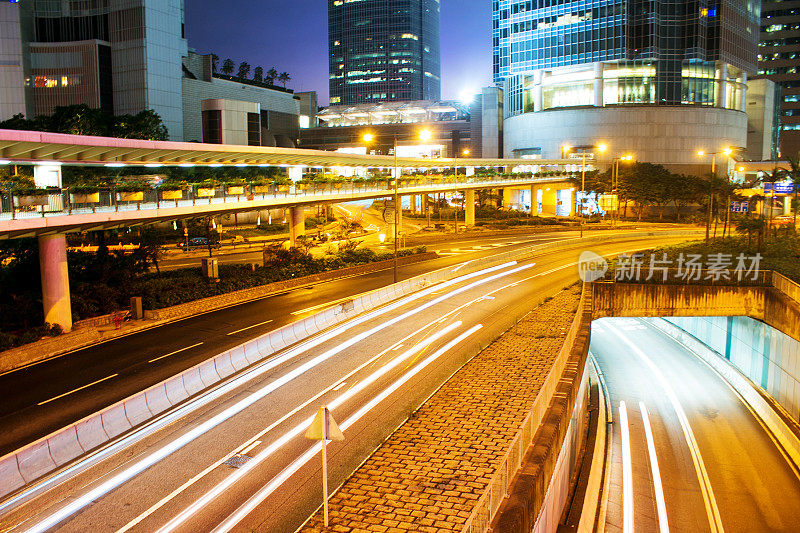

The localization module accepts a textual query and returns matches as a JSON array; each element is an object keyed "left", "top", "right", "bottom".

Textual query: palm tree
[
  {"left": 253, "top": 66, "right": 264, "bottom": 83},
  {"left": 784, "top": 154, "right": 800, "bottom": 231},
  {"left": 211, "top": 54, "right": 219, "bottom": 73},
  {"left": 277, "top": 72, "right": 291, "bottom": 88},
  {"left": 221, "top": 58, "right": 235, "bottom": 76},
  {"left": 236, "top": 61, "right": 251, "bottom": 80},
  {"left": 266, "top": 68, "right": 278, "bottom": 85}
]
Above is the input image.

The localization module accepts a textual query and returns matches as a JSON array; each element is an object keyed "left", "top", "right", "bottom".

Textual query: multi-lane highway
[
  {"left": 0, "top": 232, "right": 697, "bottom": 533},
  {"left": 593, "top": 318, "right": 800, "bottom": 533},
  {"left": 0, "top": 232, "right": 572, "bottom": 455}
]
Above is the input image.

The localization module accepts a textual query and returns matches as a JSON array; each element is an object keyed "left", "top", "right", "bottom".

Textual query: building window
[
  {"left": 202, "top": 110, "right": 222, "bottom": 144},
  {"left": 247, "top": 112, "right": 261, "bottom": 146}
]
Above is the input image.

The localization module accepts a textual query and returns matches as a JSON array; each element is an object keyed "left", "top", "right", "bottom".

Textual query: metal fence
[{"left": 0, "top": 174, "right": 574, "bottom": 222}]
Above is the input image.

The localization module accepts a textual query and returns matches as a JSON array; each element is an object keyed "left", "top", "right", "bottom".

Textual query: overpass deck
[{"left": 0, "top": 176, "right": 573, "bottom": 239}]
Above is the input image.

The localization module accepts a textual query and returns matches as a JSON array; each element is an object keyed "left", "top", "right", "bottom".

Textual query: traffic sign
[{"left": 305, "top": 406, "right": 344, "bottom": 527}]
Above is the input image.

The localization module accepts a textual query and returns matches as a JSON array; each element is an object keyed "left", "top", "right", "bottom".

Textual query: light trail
[
  {"left": 18, "top": 263, "right": 523, "bottom": 533},
  {"left": 619, "top": 401, "right": 634, "bottom": 533},
  {"left": 606, "top": 321, "right": 724, "bottom": 533},
  {"left": 640, "top": 401, "right": 670, "bottom": 533},
  {"left": 209, "top": 325, "right": 483, "bottom": 533}
]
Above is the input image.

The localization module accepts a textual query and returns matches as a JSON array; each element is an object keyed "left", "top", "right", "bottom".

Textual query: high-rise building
[
  {"left": 757, "top": 0, "right": 800, "bottom": 157},
  {"left": 328, "top": 0, "right": 441, "bottom": 106},
  {"left": 0, "top": 0, "right": 188, "bottom": 140},
  {"left": 494, "top": 0, "right": 764, "bottom": 171}
]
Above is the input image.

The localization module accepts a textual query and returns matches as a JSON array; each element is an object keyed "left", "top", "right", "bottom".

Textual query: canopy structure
[{"left": 0, "top": 129, "right": 570, "bottom": 169}]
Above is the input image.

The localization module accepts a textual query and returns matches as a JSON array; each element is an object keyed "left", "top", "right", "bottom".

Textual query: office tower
[
  {"left": 328, "top": 0, "right": 441, "bottom": 105},
  {"left": 493, "top": 0, "right": 762, "bottom": 170}
]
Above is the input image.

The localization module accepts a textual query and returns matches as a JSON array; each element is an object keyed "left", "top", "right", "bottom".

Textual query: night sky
[{"left": 185, "top": 0, "right": 492, "bottom": 106}]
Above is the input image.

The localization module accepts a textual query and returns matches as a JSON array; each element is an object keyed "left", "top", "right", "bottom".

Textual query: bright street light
[
  {"left": 363, "top": 133, "right": 375, "bottom": 143},
  {"left": 462, "top": 149, "right": 470, "bottom": 156},
  {"left": 597, "top": 143, "right": 608, "bottom": 153},
  {"left": 419, "top": 129, "right": 433, "bottom": 142}
]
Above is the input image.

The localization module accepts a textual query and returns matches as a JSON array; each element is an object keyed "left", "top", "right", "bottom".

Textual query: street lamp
[
  {"left": 610, "top": 154, "right": 634, "bottom": 226},
  {"left": 697, "top": 147, "right": 733, "bottom": 241},
  {"left": 363, "top": 129, "right": 431, "bottom": 283},
  {"left": 564, "top": 142, "right": 607, "bottom": 237}
]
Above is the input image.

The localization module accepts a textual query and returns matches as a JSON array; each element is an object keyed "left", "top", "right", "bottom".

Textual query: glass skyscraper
[
  {"left": 328, "top": 0, "right": 441, "bottom": 105},
  {"left": 494, "top": 0, "right": 760, "bottom": 117}
]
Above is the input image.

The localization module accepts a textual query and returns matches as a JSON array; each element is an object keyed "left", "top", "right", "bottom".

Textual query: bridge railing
[
  {"left": 0, "top": 174, "right": 574, "bottom": 222},
  {"left": 772, "top": 271, "right": 800, "bottom": 305},
  {"left": 598, "top": 267, "right": 774, "bottom": 287}
]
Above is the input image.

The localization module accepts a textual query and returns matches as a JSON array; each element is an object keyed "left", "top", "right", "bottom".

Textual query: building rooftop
[{"left": 317, "top": 100, "right": 469, "bottom": 127}]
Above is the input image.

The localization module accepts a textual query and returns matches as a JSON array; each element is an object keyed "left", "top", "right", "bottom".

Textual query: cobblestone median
[{"left": 301, "top": 285, "right": 583, "bottom": 533}]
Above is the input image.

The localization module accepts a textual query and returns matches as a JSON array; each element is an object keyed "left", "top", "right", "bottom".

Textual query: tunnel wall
[{"left": 663, "top": 316, "right": 800, "bottom": 423}]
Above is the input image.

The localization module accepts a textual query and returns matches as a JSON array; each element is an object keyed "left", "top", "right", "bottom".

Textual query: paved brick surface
[{"left": 301, "top": 286, "right": 582, "bottom": 532}]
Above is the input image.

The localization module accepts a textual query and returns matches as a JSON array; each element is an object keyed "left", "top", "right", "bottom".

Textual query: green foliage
[
  {"left": 221, "top": 58, "right": 235, "bottom": 75},
  {"left": 69, "top": 184, "right": 100, "bottom": 194},
  {"left": 0, "top": 105, "right": 169, "bottom": 140},
  {"left": 116, "top": 181, "right": 151, "bottom": 192}
]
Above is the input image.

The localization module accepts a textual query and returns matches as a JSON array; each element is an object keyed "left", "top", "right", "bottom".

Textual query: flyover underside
[
  {"left": 591, "top": 283, "right": 800, "bottom": 343},
  {"left": 0, "top": 179, "right": 574, "bottom": 239}
]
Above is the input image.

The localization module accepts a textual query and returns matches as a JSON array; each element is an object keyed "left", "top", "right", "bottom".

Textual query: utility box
[
  {"left": 129, "top": 297, "right": 143, "bottom": 320},
  {"left": 202, "top": 258, "right": 219, "bottom": 281}
]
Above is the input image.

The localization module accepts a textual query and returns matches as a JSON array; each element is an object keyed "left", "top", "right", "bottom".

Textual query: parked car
[{"left": 178, "top": 237, "right": 221, "bottom": 250}]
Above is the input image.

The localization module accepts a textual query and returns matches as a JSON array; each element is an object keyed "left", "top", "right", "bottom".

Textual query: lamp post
[
  {"left": 697, "top": 147, "right": 733, "bottom": 242},
  {"left": 563, "top": 142, "right": 606, "bottom": 238},
  {"left": 364, "top": 129, "right": 431, "bottom": 284},
  {"left": 609, "top": 155, "right": 634, "bottom": 226},
  {"left": 453, "top": 148, "right": 470, "bottom": 235}
]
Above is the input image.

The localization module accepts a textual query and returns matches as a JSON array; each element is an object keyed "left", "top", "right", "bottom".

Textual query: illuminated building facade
[
  {"left": 494, "top": 0, "right": 764, "bottom": 170},
  {"left": 757, "top": 0, "right": 800, "bottom": 156},
  {"left": 328, "top": 0, "right": 441, "bottom": 105}
]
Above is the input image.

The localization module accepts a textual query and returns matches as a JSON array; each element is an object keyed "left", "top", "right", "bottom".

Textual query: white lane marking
[
  {"left": 332, "top": 382, "right": 347, "bottom": 391},
  {"left": 158, "top": 321, "right": 467, "bottom": 533},
  {"left": 22, "top": 264, "right": 523, "bottom": 533},
  {"left": 606, "top": 321, "right": 724, "bottom": 533},
  {"left": 209, "top": 325, "right": 483, "bottom": 533},
  {"left": 148, "top": 342, "right": 205, "bottom": 363},
  {"left": 640, "top": 401, "right": 670, "bottom": 533},
  {"left": 619, "top": 401, "right": 634, "bottom": 533},
  {"left": 291, "top": 296, "right": 355, "bottom": 316},
  {"left": 238, "top": 440, "right": 261, "bottom": 456},
  {"left": 227, "top": 320, "right": 273, "bottom": 336},
  {"left": 37, "top": 374, "right": 119, "bottom": 406}
]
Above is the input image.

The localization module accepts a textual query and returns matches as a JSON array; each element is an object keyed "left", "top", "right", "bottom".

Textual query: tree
[
  {"left": 237, "top": 62, "right": 251, "bottom": 80},
  {"left": 253, "top": 66, "right": 264, "bottom": 83},
  {"left": 266, "top": 67, "right": 278, "bottom": 85},
  {"left": 135, "top": 228, "right": 166, "bottom": 276},
  {"left": 784, "top": 154, "right": 800, "bottom": 231},
  {"left": 211, "top": 53, "right": 219, "bottom": 73},
  {"left": 221, "top": 58, "right": 235, "bottom": 75},
  {"left": 114, "top": 109, "right": 169, "bottom": 141},
  {"left": 277, "top": 72, "right": 291, "bottom": 87}
]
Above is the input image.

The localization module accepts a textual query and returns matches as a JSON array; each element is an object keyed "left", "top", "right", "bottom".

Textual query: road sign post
[{"left": 305, "top": 406, "right": 344, "bottom": 527}]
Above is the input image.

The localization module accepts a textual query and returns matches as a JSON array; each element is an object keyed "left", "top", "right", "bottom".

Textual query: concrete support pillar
[
  {"left": 533, "top": 70, "right": 543, "bottom": 112},
  {"left": 530, "top": 186, "right": 538, "bottom": 215},
  {"left": 593, "top": 62, "right": 604, "bottom": 107},
  {"left": 38, "top": 234, "right": 72, "bottom": 332},
  {"left": 502, "top": 188, "right": 518, "bottom": 210},
  {"left": 716, "top": 62, "right": 728, "bottom": 108},
  {"left": 541, "top": 188, "right": 557, "bottom": 216},
  {"left": 409, "top": 194, "right": 418, "bottom": 214},
  {"left": 784, "top": 196, "right": 792, "bottom": 216},
  {"left": 288, "top": 166, "right": 304, "bottom": 182},
  {"left": 289, "top": 206, "right": 305, "bottom": 247},
  {"left": 465, "top": 189, "right": 476, "bottom": 227},
  {"left": 738, "top": 72, "right": 748, "bottom": 112},
  {"left": 567, "top": 189, "right": 577, "bottom": 217}
]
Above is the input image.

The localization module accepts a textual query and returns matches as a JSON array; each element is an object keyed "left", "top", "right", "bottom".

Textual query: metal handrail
[{"left": 0, "top": 174, "right": 575, "bottom": 222}]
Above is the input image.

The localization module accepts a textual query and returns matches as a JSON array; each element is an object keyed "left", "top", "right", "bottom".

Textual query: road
[
  {"left": 593, "top": 318, "right": 800, "bottom": 533},
  {"left": 0, "top": 231, "right": 570, "bottom": 455},
  {"left": 0, "top": 234, "right": 696, "bottom": 533}
]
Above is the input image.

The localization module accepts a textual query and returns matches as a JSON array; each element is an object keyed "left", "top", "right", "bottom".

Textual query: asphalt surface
[
  {"left": 0, "top": 235, "right": 695, "bottom": 533},
  {"left": 593, "top": 318, "right": 800, "bottom": 533},
  {"left": 0, "top": 232, "right": 574, "bottom": 454}
]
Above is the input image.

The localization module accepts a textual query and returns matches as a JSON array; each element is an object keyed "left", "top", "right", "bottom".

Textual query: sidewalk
[{"left": 301, "top": 286, "right": 583, "bottom": 532}]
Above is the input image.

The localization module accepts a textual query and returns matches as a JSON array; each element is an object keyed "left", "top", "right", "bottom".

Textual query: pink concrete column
[
  {"left": 289, "top": 206, "right": 306, "bottom": 247},
  {"left": 38, "top": 234, "right": 72, "bottom": 332}
]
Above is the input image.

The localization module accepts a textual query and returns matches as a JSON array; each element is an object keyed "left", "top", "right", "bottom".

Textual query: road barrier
[{"left": 0, "top": 229, "right": 702, "bottom": 504}]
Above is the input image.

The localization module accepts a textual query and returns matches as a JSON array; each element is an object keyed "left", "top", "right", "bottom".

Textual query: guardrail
[
  {"left": 0, "top": 228, "right": 701, "bottom": 507},
  {"left": 772, "top": 271, "right": 800, "bottom": 304},
  {"left": 0, "top": 174, "right": 574, "bottom": 223},
  {"left": 461, "top": 288, "right": 588, "bottom": 533}
]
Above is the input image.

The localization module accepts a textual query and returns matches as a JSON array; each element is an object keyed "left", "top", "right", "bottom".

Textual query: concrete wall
[
  {"left": 504, "top": 106, "right": 748, "bottom": 173},
  {"left": 0, "top": 3, "right": 27, "bottom": 121},
  {"left": 745, "top": 78, "right": 779, "bottom": 161},
  {"left": 663, "top": 315, "right": 800, "bottom": 422}
]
